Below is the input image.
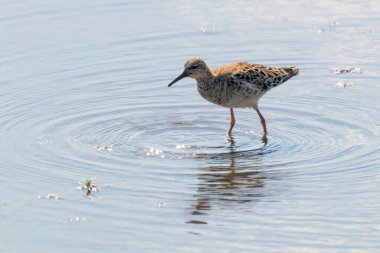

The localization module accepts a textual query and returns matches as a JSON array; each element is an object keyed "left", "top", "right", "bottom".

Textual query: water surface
[{"left": 1, "top": 1, "right": 380, "bottom": 252}]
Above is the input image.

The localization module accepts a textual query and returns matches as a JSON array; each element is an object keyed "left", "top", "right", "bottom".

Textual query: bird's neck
[{"left": 195, "top": 69, "right": 214, "bottom": 85}]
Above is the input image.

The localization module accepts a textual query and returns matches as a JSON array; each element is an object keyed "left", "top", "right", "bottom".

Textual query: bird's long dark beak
[{"left": 168, "top": 70, "right": 187, "bottom": 87}]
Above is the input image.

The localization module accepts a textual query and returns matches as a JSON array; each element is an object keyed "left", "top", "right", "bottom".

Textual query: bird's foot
[
  {"left": 227, "top": 134, "right": 236, "bottom": 146},
  {"left": 261, "top": 134, "right": 268, "bottom": 145}
]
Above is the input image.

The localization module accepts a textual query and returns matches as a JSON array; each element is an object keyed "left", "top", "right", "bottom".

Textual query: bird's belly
[
  {"left": 197, "top": 85, "right": 261, "bottom": 108},
  {"left": 223, "top": 96, "right": 257, "bottom": 108},
  {"left": 200, "top": 91, "right": 257, "bottom": 108}
]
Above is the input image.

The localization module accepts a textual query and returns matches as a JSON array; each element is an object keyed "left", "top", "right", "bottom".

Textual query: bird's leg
[
  {"left": 255, "top": 108, "right": 268, "bottom": 144},
  {"left": 228, "top": 108, "right": 235, "bottom": 136}
]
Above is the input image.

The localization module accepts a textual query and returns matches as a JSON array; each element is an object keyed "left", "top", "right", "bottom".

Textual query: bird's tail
[
  {"left": 281, "top": 66, "right": 299, "bottom": 83},
  {"left": 285, "top": 66, "right": 299, "bottom": 77}
]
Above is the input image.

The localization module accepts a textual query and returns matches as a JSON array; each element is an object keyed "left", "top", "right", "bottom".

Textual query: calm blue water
[{"left": 1, "top": 1, "right": 380, "bottom": 252}]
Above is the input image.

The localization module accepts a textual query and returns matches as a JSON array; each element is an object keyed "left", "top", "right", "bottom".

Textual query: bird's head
[{"left": 168, "top": 58, "right": 211, "bottom": 87}]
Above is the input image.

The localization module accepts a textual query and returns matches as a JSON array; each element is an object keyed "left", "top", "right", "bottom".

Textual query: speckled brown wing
[
  {"left": 211, "top": 62, "right": 266, "bottom": 76},
  {"left": 212, "top": 62, "right": 299, "bottom": 92}
]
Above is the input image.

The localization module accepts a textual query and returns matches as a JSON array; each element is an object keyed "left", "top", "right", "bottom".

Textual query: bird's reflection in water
[{"left": 186, "top": 136, "right": 275, "bottom": 225}]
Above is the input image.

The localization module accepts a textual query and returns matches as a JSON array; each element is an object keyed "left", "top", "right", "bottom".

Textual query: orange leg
[
  {"left": 228, "top": 108, "right": 235, "bottom": 136},
  {"left": 255, "top": 108, "right": 268, "bottom": 144}
]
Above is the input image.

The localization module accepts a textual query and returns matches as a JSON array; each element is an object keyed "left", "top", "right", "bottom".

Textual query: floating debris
[
  {"left": 329, "top": 82, "right": 353, "bottom": 88},
  {"left": 77, "top": 179, "right": 107, "bottom": 200},
  {"left": 78, "top": 179, "right": 102, "bottom": 199},
  {"left": 38, "top": 193, "right": 62, "bottom": 200},
  {"left": 331, "top": 67, "right": 361, "bottom": 74}
]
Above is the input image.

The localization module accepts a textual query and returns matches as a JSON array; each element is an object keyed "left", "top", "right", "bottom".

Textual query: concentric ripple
[{"left": 2, "top": 72, "right": 378, "bottom": 178}]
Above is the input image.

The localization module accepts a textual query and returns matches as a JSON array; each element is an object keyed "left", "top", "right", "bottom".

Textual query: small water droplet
[
  {"left": 328, "top": 82, "right": 353, "bottom": 88},
  {"left": 68, "top": 216, "right": 87, "bottom": 222}
]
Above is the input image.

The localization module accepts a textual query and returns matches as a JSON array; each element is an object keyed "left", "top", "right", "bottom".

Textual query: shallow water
[{"left": 1, "top": 1, "right": 380, "bottom": 252}]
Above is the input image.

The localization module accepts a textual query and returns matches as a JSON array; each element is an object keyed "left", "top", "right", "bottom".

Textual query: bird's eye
[{"left": 189, "top": 65, "right": 198, "bottom": 70}]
